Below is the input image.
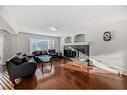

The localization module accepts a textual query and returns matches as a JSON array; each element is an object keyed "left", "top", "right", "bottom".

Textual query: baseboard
[
  {"left": 120, "top": 72, "right": 127, "bottom": 76},
  {"left": 108, "top": 66, "right": 127, "bottom": 76}
]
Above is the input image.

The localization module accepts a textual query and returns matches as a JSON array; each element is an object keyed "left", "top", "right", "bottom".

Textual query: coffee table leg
[
  {"left": 50, "top": 59, "right": 52, "bottom": 71},
  {"left": 41, "top": 63, "right": 44, "bottom": 74}
]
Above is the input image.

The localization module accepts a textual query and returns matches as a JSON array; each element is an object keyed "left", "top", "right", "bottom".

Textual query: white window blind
[{"left": 30, "top": 38, "right": 54, "bottom": 53}]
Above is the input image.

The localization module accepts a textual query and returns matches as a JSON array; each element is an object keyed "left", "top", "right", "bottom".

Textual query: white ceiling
[{"left": 0, "top": 6, "right": 127, "bottom": 36}]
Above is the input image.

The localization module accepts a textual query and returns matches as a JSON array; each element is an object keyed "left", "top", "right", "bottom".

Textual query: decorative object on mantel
[{"left": 103, "top": 31, "right": 111, "bottom": 41}]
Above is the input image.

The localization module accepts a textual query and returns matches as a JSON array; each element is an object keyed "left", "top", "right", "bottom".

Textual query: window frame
[{"left": 29, "top": 38, "right": 54, "bottom": 53}]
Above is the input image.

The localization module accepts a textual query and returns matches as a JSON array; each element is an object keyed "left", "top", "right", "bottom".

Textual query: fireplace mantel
[{"left": 64, "top": 41, "right": 89, "bottom": 46}]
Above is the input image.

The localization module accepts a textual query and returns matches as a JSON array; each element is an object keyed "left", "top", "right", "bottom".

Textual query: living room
[{"left": 0, "top": 6, "right": 127, "bottom": 90}]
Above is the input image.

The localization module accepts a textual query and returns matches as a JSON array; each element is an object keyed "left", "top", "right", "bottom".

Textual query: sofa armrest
[
  {"left": 31, "top": 53, "right": 35, "bottom": 56},
  {"left": 6, "top": 60, "right": 37, "bottom": 80},
  {"left": 16, "top": 61, "right": 37, "bottom": 74},
  {"left": 6, "top": 61, "right": 18, "bottom": 80}
]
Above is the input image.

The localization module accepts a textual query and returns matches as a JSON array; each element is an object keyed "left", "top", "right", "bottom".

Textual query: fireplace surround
[{"left": 64, "top": 45, "right": 89, "bottom": 59}]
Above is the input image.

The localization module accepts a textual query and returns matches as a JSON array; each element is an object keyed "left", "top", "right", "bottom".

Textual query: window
[{"left": 30, "top": 38, "right": 54, "bottom": 53}]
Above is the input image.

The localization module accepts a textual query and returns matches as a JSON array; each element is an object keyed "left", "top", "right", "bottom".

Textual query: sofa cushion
[
  {"left": 48, "top": 49, "right": 55, "bottom": 53},
  {"left": 16, "top": 52, "right": 24, "bottom": 59},
  {"left": 33, "top": 51, "right": 41, "bottom": 56},
  {"left": 22, "top": 56, "right": 29, "bottom": 63},
  {"left": 16, "top": 52, "right": 23, "bottom": 56},
  {"left": 10, "top": 55, "right": 23, "bottom": 65},
  {"left": 41, "top": 50, "right": 47, "bottom": 55}
]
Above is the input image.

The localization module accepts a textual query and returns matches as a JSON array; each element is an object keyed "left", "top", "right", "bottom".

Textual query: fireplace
[
  {"left": 64, "top": 49, "right": 77, "bottom": 58},
  {"left": 64, "top": 45, "right": 89, "bottom": 59}
]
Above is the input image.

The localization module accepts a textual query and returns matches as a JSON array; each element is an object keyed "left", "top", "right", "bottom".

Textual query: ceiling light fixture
[{"left": 49, "top": 26, "right": 57, "bottom": 31}]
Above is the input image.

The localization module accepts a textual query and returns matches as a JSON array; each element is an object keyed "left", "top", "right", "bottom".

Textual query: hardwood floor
[
  {"left": 1, "top": 58, "right": 127, "bottom": 89},
  {"left": 0, "top": 67, "right": 14, "bottom": 90}
]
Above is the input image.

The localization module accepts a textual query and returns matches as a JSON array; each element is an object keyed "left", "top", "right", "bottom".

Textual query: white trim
[
  {"left": 0, "top": 33, "right": 4, "bottom": 65},
  {"left": 29, "top": 38, "right": 54, "bottom": 53}
]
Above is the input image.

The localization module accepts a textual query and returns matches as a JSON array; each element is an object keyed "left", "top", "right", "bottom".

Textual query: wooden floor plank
[
  {"left": 0, "top": 83, "right": 4, "bottom": 90},
  {"left": 2, "top": 75, "right": 14, "bottom": 87},
  {"left": 3, "top": 72, "right": 9, "bottom": 79},
  {"left": 0, "top": 79, "right": 9, "bottom": 90},
  {"left": 1, "top": 77, "right": 14, "bottom": 90},
  {"left": 0, "top": 71, "right": 14, "bottom": 90}
]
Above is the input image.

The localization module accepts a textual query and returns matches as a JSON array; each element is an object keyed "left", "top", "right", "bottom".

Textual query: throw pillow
[
  {"left": 22, "top": 56, "right": 29, "bottom": 63},
  {"left": 33, "top": 51, "right": 41, "bottom": 56},
  {"left": 41, "top": 50, "right": 47, "bottom": 55},
  {"left": 10, "top": 55, "right": 23, "bottom": 65}
]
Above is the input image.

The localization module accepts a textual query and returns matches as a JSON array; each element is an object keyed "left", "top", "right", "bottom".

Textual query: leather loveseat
[
  {"left": 32, "top": 50, "right": 51, "bottom": 63},
  {"left": 6, "top": 53, "right": 37, "bottom": 81}
]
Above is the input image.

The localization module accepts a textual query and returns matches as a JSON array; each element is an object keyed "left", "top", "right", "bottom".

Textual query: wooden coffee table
[{"left": 41, "top": 55, "right": 52, "bottom": 74}]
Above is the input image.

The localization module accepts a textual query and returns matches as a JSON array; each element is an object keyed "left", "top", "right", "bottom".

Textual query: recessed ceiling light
[{"left": 49, "top": 26, "right": 57, "bottom": 31}]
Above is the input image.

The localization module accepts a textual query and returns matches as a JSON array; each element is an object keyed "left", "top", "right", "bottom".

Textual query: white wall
[
  {"left": 18, "top": 32, "right": 60, "bottom": 54},
  {"left": 87, "top": 20, "right": 127, "bottom": 74},
  {"left": 11, "top": 34, "right": 19, "bottom": 56},
  {"left": 0, "top": 16, "right": 16, "bottom": 34},
  {"left": 0, "top": 15, "right": 18, "bottom": 64},
  {"left": 0, "top": 30, "right": 13, "bottom": 64},
  {"left": 60, "top": 20, "right": 127, "bottom": 74}
]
